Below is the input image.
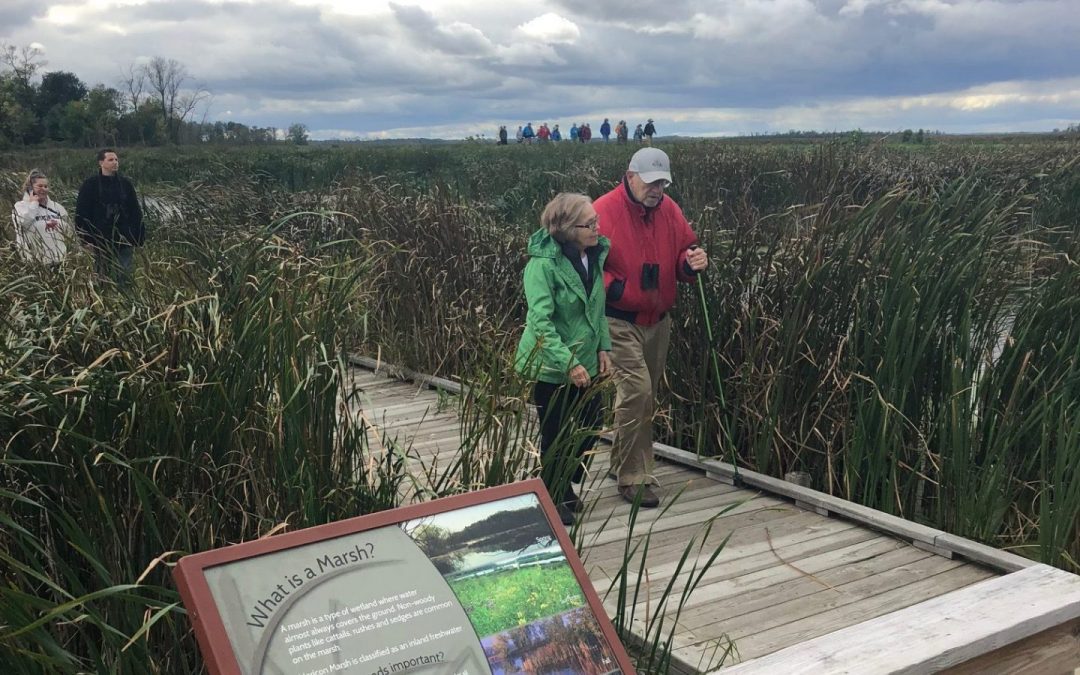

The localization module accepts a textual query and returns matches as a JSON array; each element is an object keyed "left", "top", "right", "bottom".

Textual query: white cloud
[{"left": 517, "top": 13, "right": 580, "bottom": 44}]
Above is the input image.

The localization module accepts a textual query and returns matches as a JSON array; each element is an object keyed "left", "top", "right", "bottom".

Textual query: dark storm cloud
[{"left": 1, "top": 0, "right": 50, "bottom": 34}]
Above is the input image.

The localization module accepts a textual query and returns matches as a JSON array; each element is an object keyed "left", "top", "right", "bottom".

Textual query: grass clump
[{"left": 0, "top": 220, "right": 402, "bottom": 672}]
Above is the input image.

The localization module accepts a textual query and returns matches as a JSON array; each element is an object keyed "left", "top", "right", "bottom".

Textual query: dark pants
[
  {"left": 532, "top": 381, "right": 603, "bottom": 498},
  {"left": 92, "top": 245, "right": 135, "bottom": 286}
]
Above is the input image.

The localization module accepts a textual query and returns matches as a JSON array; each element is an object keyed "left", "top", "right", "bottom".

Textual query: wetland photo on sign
[{"left": 402, "top": 494, "right": 622, "bottom": 674}]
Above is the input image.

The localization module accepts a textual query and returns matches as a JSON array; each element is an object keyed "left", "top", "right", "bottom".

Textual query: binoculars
[{"left": 641, "top": 263, "right": 660, "bottom": 290}]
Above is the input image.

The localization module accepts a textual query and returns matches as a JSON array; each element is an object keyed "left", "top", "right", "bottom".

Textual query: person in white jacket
[{"left": 11, "top": 169, "right": 72, "bottom": 265}]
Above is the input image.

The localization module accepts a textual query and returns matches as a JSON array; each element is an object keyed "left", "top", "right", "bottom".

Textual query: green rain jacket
[{"left": 515, "top": 229, "right": 612, "bottom": 384}]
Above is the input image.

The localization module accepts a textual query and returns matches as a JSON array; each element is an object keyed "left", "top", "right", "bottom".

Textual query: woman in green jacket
[{"left": 515, "top": 193, "right": 612, "bottom": 526}]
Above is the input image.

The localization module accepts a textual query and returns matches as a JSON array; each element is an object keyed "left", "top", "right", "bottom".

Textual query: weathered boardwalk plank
[{"left": 346, "top": 360, "right": 1080, "bottom": 673}]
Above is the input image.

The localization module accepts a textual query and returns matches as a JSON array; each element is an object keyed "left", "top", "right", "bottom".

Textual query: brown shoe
[{"left": 618, "top": 484, "right": 660, "bottom": 508}]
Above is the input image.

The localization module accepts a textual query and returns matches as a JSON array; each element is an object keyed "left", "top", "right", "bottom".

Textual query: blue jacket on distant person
[{"left": 570, "top": 124, "right": 579, "bottom": 141}]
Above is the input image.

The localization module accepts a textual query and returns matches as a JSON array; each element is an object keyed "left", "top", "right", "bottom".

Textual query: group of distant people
[
  {"left": 514, "top": 147, "right": 707, "bottom": 525},
  {"left": 497, "top": 118, "right": 657, "bottom": 146},
  {"left": 10, "top": 149, "right": 144, "bottom": 286}
]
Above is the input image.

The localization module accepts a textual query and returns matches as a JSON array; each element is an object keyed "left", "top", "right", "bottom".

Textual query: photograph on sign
[{"left": 181, "top": 483, "right": 626, "bottom": 675}]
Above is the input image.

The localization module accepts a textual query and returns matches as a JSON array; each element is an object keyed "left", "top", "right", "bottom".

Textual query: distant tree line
[{"left": 0, "top": 42, "right": 292, "bottom": 148}]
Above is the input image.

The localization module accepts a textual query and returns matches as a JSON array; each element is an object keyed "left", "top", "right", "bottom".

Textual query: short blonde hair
[
  {"left": 23, "top": 169, "right": 46, "bottom": 194},
  {"left": 541, "top": 192, "right": 593, "bottom": 243}
]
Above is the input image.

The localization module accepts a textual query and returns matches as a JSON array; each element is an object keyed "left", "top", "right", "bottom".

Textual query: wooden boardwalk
[{"left": 347, "top": 360, "right": 1080, "bottom": 673}]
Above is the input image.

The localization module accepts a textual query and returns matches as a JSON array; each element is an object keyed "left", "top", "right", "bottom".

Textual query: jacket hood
[{"left": 526, "top": 228, "right": 609, "bottom": 258}]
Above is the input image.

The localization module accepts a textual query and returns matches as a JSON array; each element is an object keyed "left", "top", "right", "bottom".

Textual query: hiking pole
[{"left": 690, "top": 246, "right": 741, "bottom": 484}]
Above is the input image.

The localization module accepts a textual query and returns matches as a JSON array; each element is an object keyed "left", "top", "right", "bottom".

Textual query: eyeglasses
[{"left": 574, "top": 218, "right": 599, "bottom": 230}]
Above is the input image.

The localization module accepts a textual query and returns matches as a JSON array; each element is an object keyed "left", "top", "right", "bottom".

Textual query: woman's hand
[
  {"left": 598, "top": 351, "right": 612, "bottom": 378},
  {"left": 569, "top": 365, "right": 591, "bottom": 388}
]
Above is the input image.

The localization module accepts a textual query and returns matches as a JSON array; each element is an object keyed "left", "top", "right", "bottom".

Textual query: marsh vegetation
[{"left": 2, "top": 136, "right": 1078, "bottom": 671}]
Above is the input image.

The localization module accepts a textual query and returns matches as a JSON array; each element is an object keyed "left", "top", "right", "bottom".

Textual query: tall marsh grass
[
  {"left": 0, "top": 221, "right": 403, "bottom": 670},
  {"left": 293, "top": 140, "right": 1080, "bottom": 570},
  {"left": 1, "top": 208, "right": 727, "bottom": 671},
  {"left": 3, "top": 137, "right": 1079, "bottom": 671}
]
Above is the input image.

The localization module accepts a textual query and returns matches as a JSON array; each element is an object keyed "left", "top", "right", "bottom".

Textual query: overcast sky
[{"left": 4, "top": 0, "right": 1079, "bottom": 139}]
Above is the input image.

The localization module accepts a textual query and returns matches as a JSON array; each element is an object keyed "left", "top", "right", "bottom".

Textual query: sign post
[{"left": 174, "top": 479, "right": 634, "bottom": 674}]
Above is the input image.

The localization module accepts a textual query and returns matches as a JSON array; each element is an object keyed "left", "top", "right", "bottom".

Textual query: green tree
[
  {"left": 287, "top": 122, "right": 309, "bottom": 145},
  {"left": 0, "top": 44, "right": 44, "bottom": 144},
  {"left": 84, "top": 85, "right": 120, "bottom": 146},
  {"left": 0, "top": 75, "right": 37, "bottom": 146},
  {"left": 37, "top": 71, "right": 88, "bottom": 119},
  {"left": 44, "top": 99, "right": 83, "bottom": 142},
  {"left": 118, "top": 100, "right": 166, "bottom": 145}
]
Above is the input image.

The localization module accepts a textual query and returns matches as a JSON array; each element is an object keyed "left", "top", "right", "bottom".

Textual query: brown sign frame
[{"left": 174, "top": 478, "right": 635, "bottom": 674}]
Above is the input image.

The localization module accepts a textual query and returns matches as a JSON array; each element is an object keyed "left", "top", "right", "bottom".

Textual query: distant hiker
[
  {"left": 580, "top": 123, "right": 591, "bottom": 143},
  {"left": 600, "top": 118, "right": 611, "bottom": 142},
  {"left": 537, "top": 123, "right": 550, "bottom": 143},
  {"left": 551, "top": 124, "right": 562, "bottom": 142},
  {"left": 633, "top": 124, "right": 644, "bottom": 143},
  {"left": 523, "top": 123, "right": 535, "bottom": 145},
  {"left": 498, "top": 125, "right": 508, "bottom": 145},
  {"left": 594, "top": 148, "right": 708, "bottom": 508},
  {"left": 75, "top": 148, "right": 144, "bottom": 286},
  {"left": 516, "top": 126, "right": 524, "bottom": 143},
  {"left": 11, "top": 169, "right": 72, "bottom": 266},
  {"left": 643, "top": 118, "right": 656, "bottom": 145},
  {"left": 570, "top": 123, "right": 579, "bottom": 142},
  {"left": 615, "top": 120, "right": 628, "bottom": 144},
  {"left": 515, "top": 192, "right": 611, "bottom": 527}
]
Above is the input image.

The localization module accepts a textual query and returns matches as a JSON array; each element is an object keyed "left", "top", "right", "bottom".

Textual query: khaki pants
[{"left": 608, "top": 315, "right": 671, "bottom": 486}]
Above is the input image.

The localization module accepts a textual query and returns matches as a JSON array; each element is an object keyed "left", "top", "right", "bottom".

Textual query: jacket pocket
[{"left": 608, "top": 278, "right": 625, "bottom": 302}]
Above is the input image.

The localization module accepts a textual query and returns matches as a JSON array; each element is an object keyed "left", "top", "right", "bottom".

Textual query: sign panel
[{"left": 174, "top": 479, "right": 633, "bottom": 675}]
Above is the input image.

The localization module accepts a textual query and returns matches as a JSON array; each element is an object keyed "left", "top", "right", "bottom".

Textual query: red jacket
[{"left": 594, "top": 180, "right": 698, "bottom": 326}]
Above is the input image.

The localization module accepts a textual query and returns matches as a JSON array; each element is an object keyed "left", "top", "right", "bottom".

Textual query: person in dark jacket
[
  {"left": 75, "top": 149, "right": 143, "bottom": 284},
  {"left": 600, "top": 118, "right": 611, "bottom": 142},
  {"left": 643, "top": 119, "right": 657, "bottom": 145},
  {"left": 515, "top": 193, "right": 612, "bottom": 526},
  {"left": 498, "top": 125, "right": 508, "bottom": 144}
]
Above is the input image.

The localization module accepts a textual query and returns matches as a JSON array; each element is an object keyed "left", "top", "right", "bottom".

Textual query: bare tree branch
[
  {"left": 1, "top": 42, "right": 46, "bottom": 85},
  {"left": 119, "top": 63, "right": 146, "bottom": 113}
]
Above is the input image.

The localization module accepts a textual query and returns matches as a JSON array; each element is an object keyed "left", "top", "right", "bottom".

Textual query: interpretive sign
[{"left": 174, "top": 479, "right": 633, "bottom": 675}]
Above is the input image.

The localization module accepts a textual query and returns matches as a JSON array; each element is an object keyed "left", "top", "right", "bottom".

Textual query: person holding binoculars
[{"left": 593, "top": 148, "right": 709, "bottom": 507}]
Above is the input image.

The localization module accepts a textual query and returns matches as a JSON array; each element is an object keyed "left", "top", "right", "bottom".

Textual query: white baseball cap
[{"left": 628, "top": 148, "right": 672, "bottom": 185}]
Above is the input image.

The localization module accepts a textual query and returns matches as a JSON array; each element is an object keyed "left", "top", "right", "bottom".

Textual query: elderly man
[
  {"left": 594, "top": 148, "right": 708, "bottom": 506},
  {"left": 75, "top": 148, "right": 144, "bottom": 285}
]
